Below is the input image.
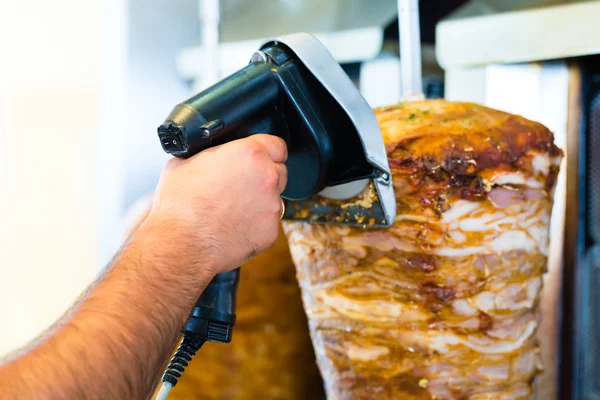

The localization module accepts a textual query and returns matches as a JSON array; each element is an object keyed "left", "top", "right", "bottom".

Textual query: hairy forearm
[{"left": 0, "top": 213, "right": 216, "bottom": 400}]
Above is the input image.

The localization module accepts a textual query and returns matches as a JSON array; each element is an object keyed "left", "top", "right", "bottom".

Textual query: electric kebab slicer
[{"left": 154, "top": 32, "right": 396, "bottom": 397}]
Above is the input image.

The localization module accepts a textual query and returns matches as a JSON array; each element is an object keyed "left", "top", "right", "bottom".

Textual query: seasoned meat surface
[{"left": 283, "top": 99, "right": 562, "bottom": 399}]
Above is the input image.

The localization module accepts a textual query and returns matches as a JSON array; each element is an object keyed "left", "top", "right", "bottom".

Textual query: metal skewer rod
[{"left": 398, "top": 0, "right": 424, "bottom": 101}]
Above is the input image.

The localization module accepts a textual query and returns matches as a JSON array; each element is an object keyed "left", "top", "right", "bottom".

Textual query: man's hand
[
  {"left": 0, "top": 134, "right": 289, "bottom": 400},
  {"left": 151, "top": 134, "right": 288, "bottom": 275}
]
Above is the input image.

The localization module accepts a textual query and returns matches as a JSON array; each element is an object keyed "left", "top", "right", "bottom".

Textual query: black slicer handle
[{"left": 183, "top": 268, "right": 240, "bottom": 343}]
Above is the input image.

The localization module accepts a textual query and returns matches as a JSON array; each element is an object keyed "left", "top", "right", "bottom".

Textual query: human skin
[{"left": 0, "top": 134, "right": 288, "bottom": 400}]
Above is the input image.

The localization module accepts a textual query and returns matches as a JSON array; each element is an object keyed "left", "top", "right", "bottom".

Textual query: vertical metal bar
[
  {"left": 197, "top": 0, "right": 221, "bottom": 90},
  {"left": 560, "top": 61, "right": 584, "bottom": 400},
  {"left": 398, "top": 0, "right": 424, "bottom": 100}
]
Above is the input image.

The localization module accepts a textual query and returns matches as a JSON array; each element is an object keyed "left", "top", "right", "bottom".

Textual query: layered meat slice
[{"left": 283, "top": 99, "right": 562, "bottom": 400}]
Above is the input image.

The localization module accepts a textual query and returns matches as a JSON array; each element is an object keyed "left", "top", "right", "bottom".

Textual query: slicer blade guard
[{"left": 262, "top": 33, "right": 396, "bottom": 228}]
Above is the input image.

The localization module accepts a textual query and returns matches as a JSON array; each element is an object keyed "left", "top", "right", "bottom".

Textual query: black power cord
[
  {"left": 162, "top": 336, "right": 205, "bottom": 387},
  {"left": 155, "top": 269, "right": 240, "bottom": 399}
]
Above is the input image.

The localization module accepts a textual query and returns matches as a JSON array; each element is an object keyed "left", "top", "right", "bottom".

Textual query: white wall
[
  {"left": 121, "top": 0, "right": 199, "bottom": 213},
  {"left": 0, "top": 0, "right": 200, "bottom": 357},
  {"left": 0, "top": 0, "right": 126, "bottom": 356}
]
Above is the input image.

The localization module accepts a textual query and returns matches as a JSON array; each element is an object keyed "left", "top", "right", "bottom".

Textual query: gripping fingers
[
  {"left": 163, "top": 156, "right": 184, "bottom": 172},
  {"left": 276, "top": 163, "right": 288, "bottom": 194},
  {"left": 251, "top": 135, "right": 288, "bottom": 163}
]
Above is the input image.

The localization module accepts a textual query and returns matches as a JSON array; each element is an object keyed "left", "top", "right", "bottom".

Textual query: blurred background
[
  {"left": 1, "top": 0, "right": 598, "bottom": 399},
  {"left": 0, "top": 0, "right": 458, "bottom": 357}
]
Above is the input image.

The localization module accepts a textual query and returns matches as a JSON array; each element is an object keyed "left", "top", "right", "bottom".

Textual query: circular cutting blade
[{"left": 318, "top": 179, "right": 369, "bottom": 200}]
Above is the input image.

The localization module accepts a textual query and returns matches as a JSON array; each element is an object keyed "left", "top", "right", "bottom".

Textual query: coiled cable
[{"left": 156, "top": 336, "right": 205, "bottom": 400}]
